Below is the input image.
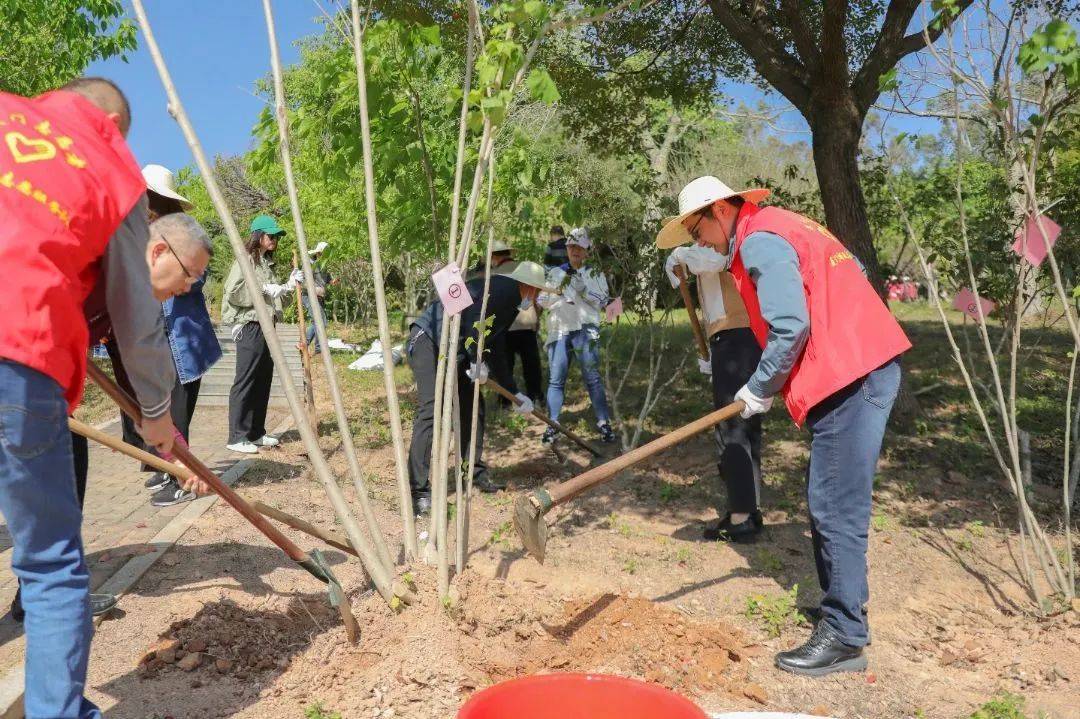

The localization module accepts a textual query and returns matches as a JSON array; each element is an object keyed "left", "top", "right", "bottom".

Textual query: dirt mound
[
  {"left": 491, "top": 593, "right": 751, "bottom": 694},
  {"left": 137, "top": 596, "right": 336, "bottom": 680},
  {"left": 132, "top": 569, "right": 761, "bottom": 717}
]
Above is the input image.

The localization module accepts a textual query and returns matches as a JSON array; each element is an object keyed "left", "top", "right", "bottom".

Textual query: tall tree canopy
[{"left": 0, "top": 0, "right": 136, "bottom": 96}]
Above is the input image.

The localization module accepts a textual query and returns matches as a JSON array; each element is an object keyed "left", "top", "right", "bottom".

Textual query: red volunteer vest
[
  {"left": 0, "top": 90, "right": 145, "bottom": 410},
  {"left": 729, "top": 203, "right": 911, "bottom": 426}
]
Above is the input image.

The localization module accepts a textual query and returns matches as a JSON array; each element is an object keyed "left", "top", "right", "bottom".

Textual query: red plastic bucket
[{"left": 457, "top": 673, "right": 707, "bottom": 719}]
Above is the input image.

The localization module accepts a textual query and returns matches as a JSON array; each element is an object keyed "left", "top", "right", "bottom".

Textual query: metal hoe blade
[
  {"left": 513, "top": 493, "right": 549, "bottom": 564},
  {"left": 303, "top": 549, "right": 360, "bottom": 643}
]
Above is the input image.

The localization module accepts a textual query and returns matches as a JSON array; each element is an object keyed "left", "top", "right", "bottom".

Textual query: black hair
[
  {"left": 62, "top": 76, "right": 131, "bottom": 133},
  {"left": 550, "top": 225, "right": 565, "bottom": 237}
]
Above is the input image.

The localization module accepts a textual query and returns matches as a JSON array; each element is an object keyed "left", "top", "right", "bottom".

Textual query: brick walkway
[{"left": 0, "top": 403, "right": 284, "bottom": 674}]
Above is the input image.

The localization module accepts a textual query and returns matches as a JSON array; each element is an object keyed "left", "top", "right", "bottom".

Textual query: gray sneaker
[
  {"left": 90, "top": 593, "right": 118, "bottom": 616},
  {"left": 151, "top": 478, "right": 195, "bottom": 507}
]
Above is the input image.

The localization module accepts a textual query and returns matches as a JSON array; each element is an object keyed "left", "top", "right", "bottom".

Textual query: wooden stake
[
  {"left": 292, "top": 251, "right": 318, "bottom": 433},
  {"left": 261, "top": 0, "right": 395, "bottom": 575},
  {"left": 349, "top": 0, "right": 418, "bottom": 561},
  {"left": 130, "top": 0, "right": 401, "bottom": 606}
]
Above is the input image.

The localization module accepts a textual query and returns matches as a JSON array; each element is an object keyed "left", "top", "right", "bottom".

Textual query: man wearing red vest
[
  {"left": 658, "top": 176, "right": 911, "bottom": 677},
  {"left": 0, "top": 78, "right": 180, "bottom": 718}
]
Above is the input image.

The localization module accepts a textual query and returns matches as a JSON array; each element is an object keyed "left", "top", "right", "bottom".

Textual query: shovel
[
  {"left": 483, "top": 378, "right": 601, "bottom": 457},
  {"left": 83, "top": 363, "right": 361, "bottom": 643},
  {"left": 513, "top": 400, "right": 745, "bottom": 562},
  {"left": 674, "top": 264, "right": 710, "bottom": 361}
]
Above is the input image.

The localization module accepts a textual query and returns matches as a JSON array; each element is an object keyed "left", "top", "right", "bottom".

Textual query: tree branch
[
  {"left": 706, "top": 0, "right": 812, "bottom": 111},
  {"left": 779, "top": 0, "right": 822, "bottom": 75},
  {"left": 853, "top": 0, "right": 974, "bottom": 113},
  {"left": 821, "top": 0, "right": 849, "bottom": 83}
]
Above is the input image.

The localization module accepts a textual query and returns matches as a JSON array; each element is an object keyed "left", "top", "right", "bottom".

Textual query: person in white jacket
[
  {"left": 665, "top": 243, "right": 765, "bottom": 542},
  {"left": 538, "top": 227, "right": 616, "bottom": 444}
]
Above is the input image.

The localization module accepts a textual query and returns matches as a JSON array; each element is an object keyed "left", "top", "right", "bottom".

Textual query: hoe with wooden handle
[
  {"left": 674, "top": 264, "right": 710, "bottom": 361},
  {"left": 513, "top": 400, "right": 745, "bottom": 563},
  {"left": 483, "top": 378, "right": 601, "bottom": 457},
  {"left": 83, "top": 364, "right": 361, "bottom": 643}
]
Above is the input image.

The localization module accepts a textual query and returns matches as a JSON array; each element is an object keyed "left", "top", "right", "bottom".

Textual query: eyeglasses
[
  {"left": 161, "top": 233, "right": 193, "bottom": 280},
  {"left": 686, "top": 211, "right": 707, "bottom": 241}
]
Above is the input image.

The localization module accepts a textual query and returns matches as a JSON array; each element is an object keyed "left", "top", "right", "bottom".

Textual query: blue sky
[{"left": 88, "top": 1, "right": 323, "bottom": 171}]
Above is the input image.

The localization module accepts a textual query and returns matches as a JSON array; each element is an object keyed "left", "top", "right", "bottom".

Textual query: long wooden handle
[
  {"left": 484, "top": 378, "right": 601, "bottom": 457},
  {"left": 251, "top": 500, "right": 358, "bottom": 558},
  {"left": 85, "top": 363, "right": 311, "bottom": 565},
  {"left": 675, "top": 264, "right": 709, "bottom": 360},
  {"left": 548, "top": 400, "right": 745, "bottom": 506},
  {"left": 69, "top": 417, "right": 192, "bottom": 480}
]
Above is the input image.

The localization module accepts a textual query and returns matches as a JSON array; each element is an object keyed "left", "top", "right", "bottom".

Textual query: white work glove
[
  {"left": 465, "top": 362, "right": 489, "bottom": 383},
  {"left": 735, "top": 384, "right": 773, "bottom": 419},
  {"left": 664, "top": 250, "right": 685, "bottom": 288},
  {"left": 698, "top": 357, "right": 712, "bottom": 376},
  {"left": 512, "top": 393, "right": 534, "bottom": 414},
  {"left": 262, "top": 282, "right": 291, "bottom": 299},
  {"left": 289, "top": 268, "right": 305, "bottom": 285}
]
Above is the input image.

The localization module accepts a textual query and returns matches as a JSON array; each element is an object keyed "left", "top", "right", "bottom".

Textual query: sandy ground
[{"left": 78, "top": 357, "right": 1079, "bottom": 719}]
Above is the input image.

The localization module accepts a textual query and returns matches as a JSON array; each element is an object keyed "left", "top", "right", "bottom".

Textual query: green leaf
[
  {"left": 877, "top": 68, "right": 900, "bottom": 93},
  {"left": 526, "top": 68, "right": 561, "bottom": 104}
]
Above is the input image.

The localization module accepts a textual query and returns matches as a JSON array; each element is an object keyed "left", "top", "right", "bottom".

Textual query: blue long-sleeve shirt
[{"left": 740, "top": 231, "right": 810, "bottom": 398}]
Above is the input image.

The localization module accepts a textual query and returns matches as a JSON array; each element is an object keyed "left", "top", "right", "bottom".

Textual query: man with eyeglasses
[{"left": 657, "top": 176, "right": 910, "bottom": 678}]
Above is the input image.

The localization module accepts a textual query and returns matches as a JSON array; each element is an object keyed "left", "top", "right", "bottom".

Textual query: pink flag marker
[
  {"left": 605, "top": 296, "right": 624, "bottom": 322},
  {"left": 1012, "top": 215, "right": 1061, "bottom": 267},
  {"left": 431, "top": 261, "right": 473, "bottom": 316},
  {"left": 952, "top": 287, "right": 995, "bottom": 322}
]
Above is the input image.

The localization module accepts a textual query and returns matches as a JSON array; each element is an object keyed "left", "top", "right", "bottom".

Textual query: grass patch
[{"left": 744, "top": 585, "right": 805, "bottom": 638}]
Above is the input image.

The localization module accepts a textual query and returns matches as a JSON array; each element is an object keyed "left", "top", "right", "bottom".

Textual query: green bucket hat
[{"left": 250, "top": 214, "right": 286, "bottom": 236}]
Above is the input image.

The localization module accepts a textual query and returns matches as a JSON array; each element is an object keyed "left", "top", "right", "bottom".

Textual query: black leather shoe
[
  {"left": 414, "top": 496, "right": 432, "bottom": 516},
  {"left": 799, "top": 606, "right": 872, "bottom": 646},
  {"left": 775, "top": 620, "right": 867, "bottom": 676},
  {"left": 473, "top": 475, "right": 506, "bottom": 494},
  {"left": 703, "top": 510, "right": 763, "bottom": 543}
]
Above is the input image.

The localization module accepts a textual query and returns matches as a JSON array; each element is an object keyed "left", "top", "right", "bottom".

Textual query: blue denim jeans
[
  {"left": 0, "top": 361, "right": 99, "bottom": 718},
  {"left": 545, "top": 325, "right": 610, "bottom": 425},
  {"left": 805, "top": 358, "right": 901, "bottom": 647},
  {"left": 302, "top": 296, "right": 321, "bottom": 353}
]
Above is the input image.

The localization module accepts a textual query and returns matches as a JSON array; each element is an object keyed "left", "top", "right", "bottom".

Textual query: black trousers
[
  {"left": 501, "top": 329, "right": 544, "bottom": 405},
  {"left": 228, "top": 321, "right": 275, "bottom": 444},
  {"left": 406, "top": 328, "right": 487, "bottom": 500},
  {"left": 710, "top": 327, "right": 764, "bottom": 515},
  {"left": 121, "top": 377, "right": 202, "bottom": 473}
]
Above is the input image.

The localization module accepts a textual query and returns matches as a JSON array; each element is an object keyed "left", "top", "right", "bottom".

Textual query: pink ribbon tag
[
  {"left": 431, "top": 262, "right": 473, "bottom": 316},
  {"left": 1012, "top": 215, "right": 1061, "bottom": 267},
  {"left": 605, "top": 296, "right": 624, "bottom": 322},
  {"left": 952, "top": 287, "right": 995, "bottom": 322}
]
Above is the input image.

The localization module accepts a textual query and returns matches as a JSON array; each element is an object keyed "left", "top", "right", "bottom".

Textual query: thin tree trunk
[
  {"left": 809, "top": 100, "right": 884, "bottom": 293},
  {"left": 263, "top": 0, "right": 395, "bottom": 575},
  {"left": 350, "top": 0, "right": 418, "bottom": 561}
]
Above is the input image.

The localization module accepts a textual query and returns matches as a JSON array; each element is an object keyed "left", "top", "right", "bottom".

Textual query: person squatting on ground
[
  {"left": 407, "top": 261, "right": 548, "bottom": 515},
  {"left": 221, "top": 214, "right": 303, "bottom": 455},
  {"left": 0, "top": 77, "right": 204, "bottom": 719},
  {"left": 657, "top": 175, "right": 910, "bottom": 677},
  {"left": 537, "top": 228, "right": 616, "bottom": 445},
  {"left": 118, "top": 164, "right": 222, "bottom": 507},
  {"left": 664, "top": 240, "right": 765, "bottom": 543}
]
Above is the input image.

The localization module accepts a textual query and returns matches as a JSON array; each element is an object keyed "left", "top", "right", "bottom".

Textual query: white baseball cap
[
  {"left": 655, "top": 176, "right": 769, "bottom": 249},
  {"left": 142, "top": 164, "right": 193, "bottom": 210},
  {"left": 567, "top": 227, "right": 591, "bottom": 250}
]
